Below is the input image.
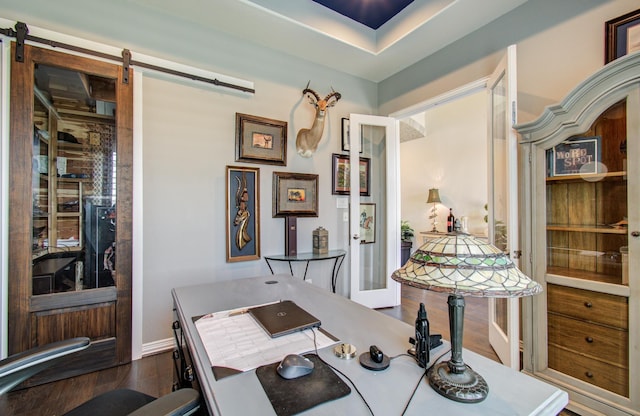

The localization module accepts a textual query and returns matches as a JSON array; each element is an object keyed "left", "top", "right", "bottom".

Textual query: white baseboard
[{"left": 141, "top": 337, "right": 174, "bottom": 357}]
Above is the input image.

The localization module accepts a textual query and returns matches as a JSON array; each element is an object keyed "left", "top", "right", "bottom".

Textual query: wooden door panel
[
  {"left": 32, "top": 302, "right": 116, "bottom": 345},
  {"left": 8, "top": 42, "right": 132, "bottom": 385}
]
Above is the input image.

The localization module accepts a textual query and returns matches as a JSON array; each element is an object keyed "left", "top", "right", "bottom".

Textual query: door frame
[
  {"left": 348, "top": 114, "right": 401, "bottom": 308},
  {"left": 486, "top": 45, "right": 520, "bottom": 369},
  {"left": 6, "top": 42, "right": 133, "bottom": 380},
  {"left": 390, "top": 68, "right": 518, "bottom": 364}
]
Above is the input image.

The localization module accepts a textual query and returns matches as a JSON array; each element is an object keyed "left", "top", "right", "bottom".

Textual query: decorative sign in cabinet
[{"left": 516, "top": 53, "right": 639, "bottom": 415}]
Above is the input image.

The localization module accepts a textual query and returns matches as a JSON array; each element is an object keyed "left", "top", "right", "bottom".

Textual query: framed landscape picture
[
  {"left": 235, "top": 113, "right": 287, "bottom": 165},
  {"left": 272, "top": 172, "right": 319, "bottom": 217}
]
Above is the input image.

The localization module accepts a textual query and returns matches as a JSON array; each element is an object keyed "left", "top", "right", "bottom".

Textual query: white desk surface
[{"left": 172, "top": 274, "right": 568, "bottom": 415}]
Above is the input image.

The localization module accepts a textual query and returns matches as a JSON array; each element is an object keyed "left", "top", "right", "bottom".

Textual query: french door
[
  {"left": 487, "top": 45, "right": 520, "bottom": 368},
  {"left": 348, "top": 114, "right": 401, "bottom": 308},
  {"left": 8, "top": 43, "right": 133, "bottom": 385}
]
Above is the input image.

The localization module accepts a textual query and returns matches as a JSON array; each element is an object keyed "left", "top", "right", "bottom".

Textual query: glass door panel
[
  {"left": 349, "top": 114, "right": 400, "bottom": 308},
  {"left": 545, "top": 100, "right": 628, "bottom": 285},
  {"left": 31, "top": 64, "right": 118, "bottom": 295},
  {"left": 487, "top": 45, "right": 519, "bottom": 368}
]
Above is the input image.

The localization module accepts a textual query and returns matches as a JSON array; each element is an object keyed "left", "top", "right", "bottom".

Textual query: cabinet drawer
[
  {"left": 548, "top": 344, "right": 628, "bottom": 397},
  {"left": 548, "top": 313, "right": 628, "bottom": 367},
  {"left": 547, "top": 284, "right": 628, "bottom": 329}
]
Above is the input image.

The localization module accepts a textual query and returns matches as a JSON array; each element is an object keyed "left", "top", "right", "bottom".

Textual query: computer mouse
[{"left": 276, "top": 354, "right": 314, "bottom": 379}]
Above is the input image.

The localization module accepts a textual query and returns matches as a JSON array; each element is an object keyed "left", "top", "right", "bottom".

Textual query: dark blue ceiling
[{"left": 311, "top": 0, "right": 414, "bottom": 30}]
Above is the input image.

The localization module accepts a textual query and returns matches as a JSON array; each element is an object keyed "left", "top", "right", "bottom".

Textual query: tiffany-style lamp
[{"left": 391, "top": 232, "right": 542, "bottom": 403}]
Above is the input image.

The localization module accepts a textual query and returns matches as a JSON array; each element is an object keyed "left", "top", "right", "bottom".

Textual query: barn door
[{"left": 8, "top": 43, "right": 133, "bottom": 385}]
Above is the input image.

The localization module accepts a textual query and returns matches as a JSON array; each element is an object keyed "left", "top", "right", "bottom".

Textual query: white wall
[
  {"left": 379, "top": 0, "right": 640, "bottom": 123},
  {"left": 400, "top": 91, "right": 487, "bottom": 246}
]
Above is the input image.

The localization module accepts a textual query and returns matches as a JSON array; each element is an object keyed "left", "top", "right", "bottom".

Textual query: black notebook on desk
[{"left": 249, "top": 300, "right": 321, "bottom": 338}]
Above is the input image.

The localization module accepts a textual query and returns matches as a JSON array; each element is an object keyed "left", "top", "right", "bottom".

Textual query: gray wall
[
  {"left": 1, "top": 0, "right": 638, "bottom": 348},
  {"left": 0, "top": 1, "right": 377, "bottom": 347}
]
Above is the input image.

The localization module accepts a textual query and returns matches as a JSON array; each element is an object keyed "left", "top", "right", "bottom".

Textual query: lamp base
[{"left": 427, "top": 361, "right": 488, "bottom": 403}]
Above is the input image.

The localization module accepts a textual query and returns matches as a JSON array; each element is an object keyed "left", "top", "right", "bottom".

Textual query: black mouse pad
[{"left": 255, "top": 354, "right": 351, "bottom": 416}]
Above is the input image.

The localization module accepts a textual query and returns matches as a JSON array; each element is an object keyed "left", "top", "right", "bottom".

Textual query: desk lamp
[
  {"left": 391, "top": 232, "right": 541, "bottom": 403},
  {"left": 426, "top": 188, "right": 441, "bottom": 232}
]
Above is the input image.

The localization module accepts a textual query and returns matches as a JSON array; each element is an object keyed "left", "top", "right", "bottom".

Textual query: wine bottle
[{"left": 447, "top": 208, "right": 455, "bottom": 232}]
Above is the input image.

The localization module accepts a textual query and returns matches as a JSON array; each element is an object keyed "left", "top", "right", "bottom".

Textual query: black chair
[{"left": 0, "top": 337, "right": 200, "bottom": 416}]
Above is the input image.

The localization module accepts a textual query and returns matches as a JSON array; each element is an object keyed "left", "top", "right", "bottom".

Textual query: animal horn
[
  {"left": 324, "top": 88, "right": 341, "bottom": 107},
  {"left": 302, "top": 81, "right": 320, "bottom": 102}
]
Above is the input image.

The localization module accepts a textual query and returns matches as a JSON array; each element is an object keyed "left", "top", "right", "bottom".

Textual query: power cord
[
  {"left": 400, "top": 348, "right": 451, "bottom": 415},
  {"left": 310, "top": 328, "right": 375, "bottom": 416}
]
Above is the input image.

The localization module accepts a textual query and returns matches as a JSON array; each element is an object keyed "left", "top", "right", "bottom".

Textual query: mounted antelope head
[{"left": 296, "top": 82, "right": 341, "bottom": 158}]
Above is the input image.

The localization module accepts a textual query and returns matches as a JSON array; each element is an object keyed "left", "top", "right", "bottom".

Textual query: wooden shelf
[
  {"left": 57, "top": 177, "right": 92, "bottom": 183},
  {"left": 547, "top": 266, "right": 623, "bottom": 286},
  {"left": 547, "top": 224, "right": 627, "bottom": 234},
  {"left": 546, "top": 171, "right": 626, "bottom": 182},
  {"left": 57, "top": 108, "right": 115, "bottom": 124}
]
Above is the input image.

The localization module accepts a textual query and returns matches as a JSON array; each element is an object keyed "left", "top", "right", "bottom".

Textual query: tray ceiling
[{"left": 130, "top": 0, "right": 529, "bottom": 82}]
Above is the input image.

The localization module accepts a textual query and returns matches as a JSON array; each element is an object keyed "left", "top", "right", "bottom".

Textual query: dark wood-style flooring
[{"left": 1, "top": 284, "right": 574, "bottom": 415}]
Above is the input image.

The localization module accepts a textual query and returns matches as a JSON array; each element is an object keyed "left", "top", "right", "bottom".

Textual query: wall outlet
[{"left": 343, "top": 212, "right": 349, "bottom": 222}]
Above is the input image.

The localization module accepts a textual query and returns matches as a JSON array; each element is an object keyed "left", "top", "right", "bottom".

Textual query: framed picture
[
  {"left": 548, "top": 136, "right": 601, "bottom": 177},
  {"left": 605, "top": 8, "right": 640, "bottom": 63},
  {"left": 236, "top": 113, "right": 287, "bottom": 165},
  {"left": 359, "top": 203, "right": 376, "bottom": 244},
  {"left": 341, "top": 117, "right": 363, "bottom": 153},
  {"left": 226, "top": 166, "right": 260, "bottom": 262},
  {"left": 272, "top": 172, "right": 319, "bottom": 217},
  {"left": 331, "top": 153, "right": 371, "bottom": 196}
]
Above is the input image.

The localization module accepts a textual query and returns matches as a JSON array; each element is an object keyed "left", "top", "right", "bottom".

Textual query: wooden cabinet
[{"left": 516, "top": 53, "right": 639, "bottom": 415}]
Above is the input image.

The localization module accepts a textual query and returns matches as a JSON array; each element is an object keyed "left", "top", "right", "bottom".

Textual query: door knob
[
  {"left": 632, "top": 231, "right": 640, "bottom": 237},
  {"left": 353, "top": 234, "right": 360, "bottom": 240}
]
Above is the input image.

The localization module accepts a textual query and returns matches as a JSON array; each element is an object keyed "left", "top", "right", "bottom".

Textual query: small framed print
[
  {"left": 359, "top": 203, "right": 376, "bottom": 244},
  {"left": 235, "top": 113, "right": 287, "bottom": 165},
  {"left": 331, "top": 153, "right": 370, "bottom": 196},
  {"left": 605, "top": 8, "right": 640, "bottom": 63},
  {"left": 341, "top": 118, "right": 363, "bottom": 153},
  {"left": 226, "top": 166, "right": 260, "bottom": 262},
  {"left": 272, "top": 172, "right": 319, "bottom": 217}
]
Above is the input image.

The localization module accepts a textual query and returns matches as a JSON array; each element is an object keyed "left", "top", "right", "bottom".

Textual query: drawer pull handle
[
  {"left": 584, "top": 301, "right": 593, "bottom": 308},
  {"left": 585, "top": 371, "right": 594, "bottom": 378},
  {"left": 585, "top": 336, "right": 594, "bottom": 343}
]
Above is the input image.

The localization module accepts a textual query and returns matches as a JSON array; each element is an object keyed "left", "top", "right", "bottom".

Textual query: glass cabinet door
[{"left": 545, "top": 100, "right": 628, "bottom": 286}]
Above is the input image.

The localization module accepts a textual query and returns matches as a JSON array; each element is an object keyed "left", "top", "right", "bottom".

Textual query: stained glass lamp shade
[{"left": 392, "top": 232, "right": 542, "bottom": 403}]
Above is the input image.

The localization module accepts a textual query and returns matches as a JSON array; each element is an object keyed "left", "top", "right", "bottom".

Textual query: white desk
[{"left": 172, "top": 275, "right": 567, "bottom": 415}]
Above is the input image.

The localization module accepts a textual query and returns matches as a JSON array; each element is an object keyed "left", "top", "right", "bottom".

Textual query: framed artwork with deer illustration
[
  {"left": 226, "top": 166, "right": 260, "bottom": 262},
  {"left": 272, "top": 172, "right": 319, "bottom": 217},
  {"left": 236, "top": 113, "right": 287, "bottom": 166}
]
